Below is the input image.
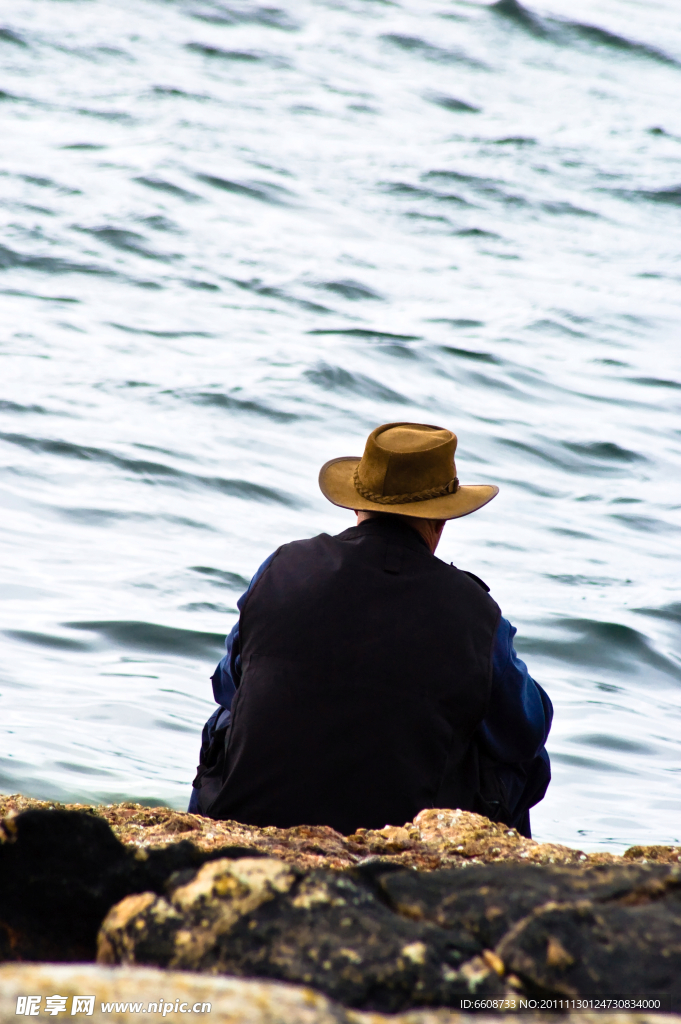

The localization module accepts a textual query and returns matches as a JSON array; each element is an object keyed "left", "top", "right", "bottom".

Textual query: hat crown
[
  {"left": 376, "top": 424, "right": 452, "bottom": 453},
  {"left": 357, "top": 422, "right": 458, "bottom": 502}
]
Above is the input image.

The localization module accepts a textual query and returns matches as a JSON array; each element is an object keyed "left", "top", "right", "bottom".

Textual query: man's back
[{"left": 205, "top": 515, "right": 500, "bottom": 834}]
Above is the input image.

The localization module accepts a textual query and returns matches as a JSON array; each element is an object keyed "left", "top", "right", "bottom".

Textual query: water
[{"left": 1, "top": 0, "right": 680, "bottom": 852}]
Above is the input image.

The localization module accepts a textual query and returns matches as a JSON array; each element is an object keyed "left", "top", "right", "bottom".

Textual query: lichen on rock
[
  {"left": 95, "top": 851, "right": 681, "bottom": 1009},
  {"left": 97, "top": 856, "right": 505, "bottom": 1011},
  {"left": 98, "top": 858, "right": 298, "bottom": 971},
  {"left": 6, "top": 794, "right": 678, "bottom": 869},
  {"left": 2, "top": 795, "right": 681, "bottom": 1013}
]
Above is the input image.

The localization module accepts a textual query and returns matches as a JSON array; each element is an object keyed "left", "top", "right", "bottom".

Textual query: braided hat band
[{"left": 353, "top": 465, "right": 459, "bottom": 505}]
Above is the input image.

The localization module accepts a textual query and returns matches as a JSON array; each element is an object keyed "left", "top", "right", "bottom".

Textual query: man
[{"left": 189, "top": 422, "right": 552, "bottom": 838}]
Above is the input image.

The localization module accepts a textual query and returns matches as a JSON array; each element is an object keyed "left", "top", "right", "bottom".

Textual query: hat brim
[{"left": 319, "top": 457, "right": 499, "bottom": 520}]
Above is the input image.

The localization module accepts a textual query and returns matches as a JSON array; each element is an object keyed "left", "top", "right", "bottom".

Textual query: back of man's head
[{"left": 355, "top": 508, "right": 445, "bottom": 554}]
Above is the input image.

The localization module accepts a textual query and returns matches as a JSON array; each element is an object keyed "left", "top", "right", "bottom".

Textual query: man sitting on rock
[{"left": 189, "top": 422, "right": 552, "bottom": 838}]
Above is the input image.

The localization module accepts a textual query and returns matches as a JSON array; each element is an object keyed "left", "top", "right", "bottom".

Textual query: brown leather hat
[{"left": 319, "top": 421, "right": 498, "bottom": 520}]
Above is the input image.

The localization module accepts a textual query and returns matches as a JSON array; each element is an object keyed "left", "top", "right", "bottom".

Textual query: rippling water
[{"left": 1, "top": 0, "right": 680, "bottom": 851}]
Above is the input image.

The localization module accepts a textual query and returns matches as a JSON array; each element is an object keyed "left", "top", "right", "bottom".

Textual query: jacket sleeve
[
  {"left": 478, "top": 615, "right": 553, "bottom": 764},
  {"left": 210, "top": 550, "right": 278, "bottom": 709}
]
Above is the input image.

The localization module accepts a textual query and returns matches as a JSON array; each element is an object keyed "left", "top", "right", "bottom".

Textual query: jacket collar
[{"left": 338, "top": 515, "right": 432, "bottom": 554}]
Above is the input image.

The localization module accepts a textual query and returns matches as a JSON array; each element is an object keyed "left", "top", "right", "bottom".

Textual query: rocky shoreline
[
  {"left": 1, "top": 796, "right": 680, "bottom": 1017},
  {"left": 3, "top": 794, "right": 679, "bottom": 870}
]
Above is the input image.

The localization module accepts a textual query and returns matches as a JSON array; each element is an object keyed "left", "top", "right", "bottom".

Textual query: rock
[
  {"left": 97, "top": 856, "right": 504, "bottom": 1012},
  {"left": 497, "top": 886, "right": 681, "bottom": 1003},
  {"left": 3, "top": 798, "right": 681, "bottom": 1012},
  {"left": 2, "top": 964, "right": 678, "bottom": 1024},
  {"left": 0, "top": 795, "right": 361, "bottom": 870},
  {"left": 382, "top": 861, "right": 681, "bottom": 1003},
  {"left": 375, "top": 860, "right": 680, "bottom": 949},
  {"left": 0, "top": 808, "right": 262, "bottom": 961},
  {"left": 623, "top": 845, "right": 681, "bottom": 864},
  {"left": 353, "top": 808, "right": 606, "bottom": 868},
  {"left": 7, "top": 794, "right": 675, "bottom": 869},
  {"left": 97, "top": 854, "right": 681, "bottom": 1010}
]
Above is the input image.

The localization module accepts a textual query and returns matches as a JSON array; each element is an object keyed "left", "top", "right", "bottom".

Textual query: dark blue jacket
[{"left": 190, "top": 543, "right": 553, "bottom": 834}]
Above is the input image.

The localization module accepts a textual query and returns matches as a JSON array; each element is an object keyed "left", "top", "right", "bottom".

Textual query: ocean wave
[
  {"left": 75, "top": 107, "right": 136, "bottom": 123},
  {"left": 424, "top": 93, "right": 480, "bottom": 114},
  {"left": 422, "top": 170, "right": 530, "bottom": 207},
  {"left": 610, "top": 513, "right": 679, "bottom": 534},
  {"left": 54, "top": 761, "right": 116, "bottom": 777},
  {"left": 381, "top": 182, "right": 472, "bottom": 207},
  {"left": 0, "top": 26, "right": 27, "bottom": 47},
  {"left": 465, "top": 370, "right": 520, "bottom": 394},
  {"left": 134, "top": 176, "right": 202, "bottom": 202},
  {"left": 151, "top": 86, "right": 208, "bottom": 100},
  {"left": 0, "top": 242, "right": 114, "bottom": 277},
  {"left": 438, "top": 345, "right": 501, "bottom": 364},
  {"left": 636, "top": 602, "right": 681, "bottom": 625},
  {"left": 429, "top": 318, "right": 485, "bottom": 329},
  {"left": 303, "top": 362, "right": 407, "bottom": 404},
  {"left": 563, "top": 20, "right": 679, "bottom": 65},
  {"left": 77, "top": 226, "right": 176, "bottom": 261},
  {"left": 109, "top": 324, "right": 211, "bottom": 338},
  {"left": 634, "top": 185, "right": 681, "bottom": 206},
  {"left": 181, "top": 601, "right": 235, "bottom": 614},
  {"left": 4, "top": 629, "right": 93, "bottom": 652},
  {"left": 498, "top": 437, "right": 645, "bottom": 474},
  {"left": 0, "top": 399, "right": 49, "bottom": 414},
  {"left": 453, "top": 227, "right": 500, "bottom": 238},
  {"left": 0, "top": 433, "right": 302, "bottom": 506},
  {"left": 550, "top": 752, "right": 635, "bottom": 774},
  {"left": 629, "top": 376, "right": 681, "bottom": 388},
  {"left": 228, "top": 277, "right": 331, "bottom": 313},
  {"left": 380, "top": 33, "right": 486, "bottom": 69},
  {"left": 490, "top": 0, "right": 680, "bottom": 65},
  {"left": 64, "top": 620, "right": 224, "bottom": 657},
  {"left": 545, "top": 573, "right": 621, "bottom": 587},
  {"left": 190, "top": 3, "right": 299, "bottom": 31},
  {"left": 178, "top": 389, "right": 299, "bottom": 422},
  {"left": 196, "top": 173, "right": 295, "bottom": 205},
  {"left": 541, "top": 200, "right": 599, "bottom": 217},
  {"left": 561, "top": 441, "right": 644, "bottom": 463},
  {"left": 308, "top": 328, "right": 419, "bottom": 340},
  {"left": 518, "top": 617, "right": 681, "bottom": 680},
  {"left": 492, "top": 136, "right": 536, "bottom": 146},
  {"left": 190, "top": 566, "right": 250, "bottom": 590},
  {"left": 318, "top": 279, "right": 383, "bottom": 301},
  {"left": 56, "top": 508, "right": 216, "bottom": 530},
  {"left": 19, "top": 173, "right": 79, "bottom": 194},
  {"left": 138, "top": 214, "right": 182, "bottom": 234},
  {"left": 489, "top": 0, "right": 549, "bottom": 37},
  {"left": 573, "top": 733, "right": 655, "bottom": 757},
  {"left": 186, "top": 42, "right": 286, "bottom": 66}
]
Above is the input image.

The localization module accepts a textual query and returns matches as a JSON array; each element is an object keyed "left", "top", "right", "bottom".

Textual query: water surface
[{"left": 1, "top": 0, "right": 680, "bottom": 850}]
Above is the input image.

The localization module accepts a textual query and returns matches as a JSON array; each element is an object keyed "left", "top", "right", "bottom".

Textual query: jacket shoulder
[
  {"left": 460, "top": 569, "right": 490, "bottom": 593},
  {"left": 277, "top": 532, "right": 334, "bottom": 556}
]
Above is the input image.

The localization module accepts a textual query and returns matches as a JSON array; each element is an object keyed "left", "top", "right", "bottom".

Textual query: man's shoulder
[
  {"left": 264, "top": 532, "right": 338, "bottom": 569},
  {"left": 277, "top": 531, "right": 335, "bottom": 553},
  {"left": 446, "top": 562, "right": 501, "bottom": 618},
  {"left": 460, "top": 569, "right": 491, "bottom": 592}
]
